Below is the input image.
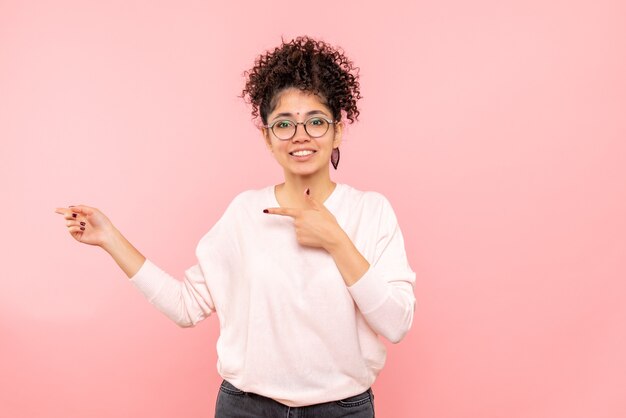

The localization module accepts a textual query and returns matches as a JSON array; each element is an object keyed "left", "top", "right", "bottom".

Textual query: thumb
[{"left": 304, "top": 188, "right": 320, "bottom": 209}]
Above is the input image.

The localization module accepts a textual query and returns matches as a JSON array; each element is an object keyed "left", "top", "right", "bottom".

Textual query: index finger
[
  {"left": 54, "top": 205, "right": 84, "bottom": 218},
  {"left": 54, "top": 207, "right": 74, "bottom": 215},
  {"left": 263, "top": 207, "right": 299, "bottom": 217}
]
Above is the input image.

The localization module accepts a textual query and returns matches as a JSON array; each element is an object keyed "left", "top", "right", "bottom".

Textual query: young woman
[{"left": 55, "top": 35, "right": 416, "bottom": 418}]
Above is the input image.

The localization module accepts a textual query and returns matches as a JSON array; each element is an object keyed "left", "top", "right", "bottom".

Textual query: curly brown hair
[{"left": 239, "top": 35, "right": 362, "bottom": 127}]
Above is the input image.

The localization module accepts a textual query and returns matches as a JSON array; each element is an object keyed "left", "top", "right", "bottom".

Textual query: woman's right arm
[
  {"left": 101, "top": 227, "right": 146, "bottom": 279},
  {"left": 54, "top": 205, "right": 215, "bottom": 326}
]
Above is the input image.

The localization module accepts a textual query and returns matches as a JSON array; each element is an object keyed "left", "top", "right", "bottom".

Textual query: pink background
[{"left": 1, "top": 0, "right": 625, "bottom": 417}]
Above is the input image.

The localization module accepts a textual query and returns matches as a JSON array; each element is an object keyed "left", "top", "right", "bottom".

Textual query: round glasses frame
[{"left": 263, "top": 116, "right": 337, "bottom": 141}]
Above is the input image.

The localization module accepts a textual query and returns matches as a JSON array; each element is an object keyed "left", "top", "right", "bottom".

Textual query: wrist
[
  {"left": 325, "top": 227, "right": 350, "bottom": 254},
  {"left": 100, "top": 226, "right": 123, "bottom": 254}
]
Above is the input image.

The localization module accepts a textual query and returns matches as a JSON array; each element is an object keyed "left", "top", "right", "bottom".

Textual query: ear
[
  {"left": 261, "top": 127, "right": 273, "bottom": 151},
  {"left": 332, "top": 120, "right": 343, "bottom": 149}
]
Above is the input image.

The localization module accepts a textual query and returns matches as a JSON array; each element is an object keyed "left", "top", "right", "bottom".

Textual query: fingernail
[
  {"left": 69, "top": 205, "right": 75, "bottom": 207},
  {"left": 306, "top": 188, "right": 310, "bottom": 195},
  {"left": 263, "top": 209, "right": 268, "bottom": 213},
  {"left": 80, "top": 227, "right": 85, "bottom": 231},
  {"left": 72, "top": 213, "right": 77, "bottom": 218},
  {"left": 80, "top": 222, "right": 85, "bottom": 226}
]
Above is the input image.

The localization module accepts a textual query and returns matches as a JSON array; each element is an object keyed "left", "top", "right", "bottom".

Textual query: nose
[{"left": 291, "top": 123, "right": 311, "bottom": 142}]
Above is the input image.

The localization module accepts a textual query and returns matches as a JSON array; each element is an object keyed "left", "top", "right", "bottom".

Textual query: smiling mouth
[{"left": 289, "top": 150, "right": 317, "bottom": 156}]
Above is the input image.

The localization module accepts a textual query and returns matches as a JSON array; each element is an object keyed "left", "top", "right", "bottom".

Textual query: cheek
[{"left": 274, "top": 145, "right": 291, "bottom": 158}]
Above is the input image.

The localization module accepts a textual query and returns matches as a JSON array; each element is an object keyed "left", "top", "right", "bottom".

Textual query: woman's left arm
[
  {"left": 264, "top": 188, "right": 416, "bottom": 344},
  {"left": 325, "top": 230, "right": 370, "bottom": 287},
  {"left": 327, "top": 219, "right": 416, "bottom": 344}
]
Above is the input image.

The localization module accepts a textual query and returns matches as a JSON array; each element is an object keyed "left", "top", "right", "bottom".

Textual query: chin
[{"left": 283, "top": 165, "right": 323, "bottom": 176}]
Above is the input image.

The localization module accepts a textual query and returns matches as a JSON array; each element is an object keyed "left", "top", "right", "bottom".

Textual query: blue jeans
[{"left": 215, "top": 379, "right": 375, "bottom": 418}]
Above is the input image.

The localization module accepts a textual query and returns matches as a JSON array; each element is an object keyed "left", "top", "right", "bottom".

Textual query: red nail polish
[
  {"left": 72, "top": 213, "right": 77, "bottom": 218},
  {"left": 263, "top": 209, "right": 268, "bottom": 213},
  {"left": 80, "top": 227, "right": 85, "bottom": 231},
  {"left": 80, "top": 222, "right": 85, "bottom": 226},
  {"left": 306, "top": 188, "right": 310, "bottom": 195}
]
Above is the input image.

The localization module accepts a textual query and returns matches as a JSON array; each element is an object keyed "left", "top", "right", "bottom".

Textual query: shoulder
[
  {"left": 339, "top": 183, "right": 394, "bottom": 213},
  {"left": 338, "top": 184, "right": 403, "bottom": 234},
  {"left": 221, "top": 185, "right": 270, "bottom": 212},
  {"left": 195, "top": 185, "right": 270, "bottom": 254}
]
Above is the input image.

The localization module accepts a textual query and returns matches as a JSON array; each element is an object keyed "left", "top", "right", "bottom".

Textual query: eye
[
  {"left": 309, "top": 118, "right": 324, "bottom": 126},
  {"left": 276, "top": 120, "right": 293, "bottom": 129}
]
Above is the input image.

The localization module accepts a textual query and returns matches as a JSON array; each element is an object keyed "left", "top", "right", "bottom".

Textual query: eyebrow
[{"left": 271, "top": 110, "right": 328, "bottom": 122}]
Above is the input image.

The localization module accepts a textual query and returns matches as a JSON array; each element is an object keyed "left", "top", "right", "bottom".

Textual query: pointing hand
[{"left": 263, "top": 188, "right": 344, "bottom": 251}]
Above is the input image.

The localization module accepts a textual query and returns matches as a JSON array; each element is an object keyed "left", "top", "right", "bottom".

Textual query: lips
[{"left": 289, "top": 149, "right": 317, "bottom": 155}]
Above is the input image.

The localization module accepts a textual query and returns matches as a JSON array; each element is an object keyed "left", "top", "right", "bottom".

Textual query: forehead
[{"left": 270, "top": 88, "right": 331, "bottom": 117}]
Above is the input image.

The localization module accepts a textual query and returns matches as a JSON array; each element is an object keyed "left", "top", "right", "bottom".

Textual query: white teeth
[{"left": 291, "top": 150, "right": 314, "bottom": 156}]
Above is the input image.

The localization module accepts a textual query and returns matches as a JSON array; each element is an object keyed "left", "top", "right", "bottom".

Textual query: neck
[{"left": 277, "top": 170, "right": 336, "bottom": 208}]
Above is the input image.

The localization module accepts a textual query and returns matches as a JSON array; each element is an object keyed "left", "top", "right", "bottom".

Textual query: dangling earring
[{"left": 331, "top": 147, "right": 340, "bottom": 170}]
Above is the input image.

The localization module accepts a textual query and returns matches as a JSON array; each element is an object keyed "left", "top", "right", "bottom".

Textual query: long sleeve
[
  {"left": 129, "top": 194, "right": 240, "bottom": 328},
  {"left": 347, "top": 196, "right": 416, "bottom": 343},
  {"left": 129, "top": 259, "right": 215, "bottom": 327}
]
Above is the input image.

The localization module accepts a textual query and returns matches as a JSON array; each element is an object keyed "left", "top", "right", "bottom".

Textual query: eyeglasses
[{"left": 263, "top": 116, "right": 336, "bottom": 141}]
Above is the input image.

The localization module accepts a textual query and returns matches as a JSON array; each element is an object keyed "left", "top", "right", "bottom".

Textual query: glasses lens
[
  {"left": 273, "top": 120, "right": 295, "bottom": 140},
  {"left": 305, "top": 118, "right": 329, "bottom": 137}
]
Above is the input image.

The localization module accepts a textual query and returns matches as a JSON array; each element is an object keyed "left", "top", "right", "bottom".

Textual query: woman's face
[{"left": 262, "top": 87, "right": 342, "bottom": 179}]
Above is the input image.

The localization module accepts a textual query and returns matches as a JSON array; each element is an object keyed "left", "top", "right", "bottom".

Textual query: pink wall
[{"left": 1, "top": 0, "right": 625, "bottom": 417}]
